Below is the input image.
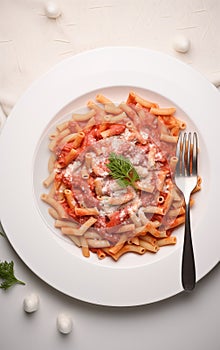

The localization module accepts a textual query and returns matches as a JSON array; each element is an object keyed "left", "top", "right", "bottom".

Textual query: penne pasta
[
  {"left": 127, "top": 91, "right": 158, "bottom": 109},
  {"left": 43, "top": 171, "right": 55, "bottom": 188},
  {"left": 41, "top": 91, "right": 200, "bottom": 261},
  {"left": 41, "top": 193, "right": 68, "bottom": 219},
  {"left": 55, "top": 219, "right": 78, "bottom": 229},
  {"left": 160, "top": 133, "right": 178, "bottom": 143},
  {"left": 139, "top": 239, "right": 159, "bottom": 253},
  {"left": 157, "top": 236, "right": 177, "bottom": 247},
  {"left": 150, "top": 107, "right": 176, "bottom": 115},
  {"left": 80, "top": 236, "right": 90, "bottom": 257},
  {"left": 75, "top": 207, "right": 99, "bottom": 216},
  {"left": 104, "top": 244, "right": 146, "bottom": 261},
  {"left": 72, "top": 109, "right": 96, "bottom": 122}
]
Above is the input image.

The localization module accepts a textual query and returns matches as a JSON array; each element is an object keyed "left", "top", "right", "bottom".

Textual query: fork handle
[{"left": 182, "top": 202, "right": 196, "bottom": 291}]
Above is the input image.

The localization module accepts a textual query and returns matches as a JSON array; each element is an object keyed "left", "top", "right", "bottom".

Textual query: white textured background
[
  {"left": 1, "top": 0, "right": 220, "bottom": 118},
  {"left": 0, "top": 1, "right": 219, "bottom": 350}
]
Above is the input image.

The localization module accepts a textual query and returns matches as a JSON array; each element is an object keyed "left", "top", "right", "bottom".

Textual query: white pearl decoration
[
  {"left": 23, "top": 293, "right": 40, "bottom": 313},
  {"left": 57, "top": 313, "right": 73, "bottom": 334},
  {"left": 45, "top": 1, "right": 62, "bottom": 19},
  {"left": 173, "top": 35, "right": 190, "bottom": 53}
]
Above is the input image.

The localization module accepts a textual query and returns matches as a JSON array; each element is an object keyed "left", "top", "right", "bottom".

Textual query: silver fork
[{"left": 175, "top": 132, "right": 198, "bottom": 291}]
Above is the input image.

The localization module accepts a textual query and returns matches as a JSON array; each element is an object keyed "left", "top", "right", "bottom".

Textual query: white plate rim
[{"left": 0, "top": 46, "right": 219, "bottom": 307}]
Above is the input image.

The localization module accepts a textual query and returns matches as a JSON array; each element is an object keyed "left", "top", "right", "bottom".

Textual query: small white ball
[
  {"left": 57, "top": 313, "right": 73, "bottom": 334},
  {"left": 173, "top": 35, "right": 190, "bottom": 53},
  {"left": 45, "top": 1, "right": 62, "bottom": 19},
  {"left": 23, "top": 293, "right": 40, "bottom": 313}
]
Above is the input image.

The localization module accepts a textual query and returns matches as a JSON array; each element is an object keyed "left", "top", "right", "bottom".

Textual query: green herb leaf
[
  {"left": 0, "top": 222, "right": 6, "bottom": 237},
  {"left": 106, "top": 152, "right": 140, "bottom": 189},
  {"left": 0, "top": 261, "right": 25, "bottom": 290}
]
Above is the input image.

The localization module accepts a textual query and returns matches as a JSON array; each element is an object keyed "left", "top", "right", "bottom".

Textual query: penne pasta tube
[
  {"left": 142, "top": 206, "right": 164, "bottom": 215},
  {"left": 97, "top": 249, "right": 106, "bottom": 259},
  {"left": 104, "top": 188, "right": 135, "bottom": 206},
  {"left": 169, "top": 215, "right": 185, "bottom": 228},
  {"left": 43, "top": 171, "right": 55, "bottom": 188},
  {"left": 160, "top": 134, "right": 178, "bottom": 143},
  {"left": 157, "top": 195, "right": 165, "bottom": 205},
  {"left": 77, "top": 217, "right": 97, "bottom": 235},
  {"left": 170, "top": 126, "right": 179, "bottom": 136},
  {"left": 150, "top": 107, "right": 176, "bottom": 115},
  {"left": 84, "top": 231, "right": 102, "bottom": 239},
  {"left": 68, "top": 235, "right": 81, "bottom": 247},
  {"left": 104, "top": 244, "right": 146, "bottom": 261},
  {"left": 125, "top": 120, "right": 135, "bottom": 130},
  {"left": 56, "top": 121, "right": 69, "bottom": 132},
  {"left": 130, "top": 213, "right": 142, "bottom": 227},
  {"left": 64, "top": 189, "right": 76, "bottom": 210},
  {"left": 63, "top": 148, "right": 78, "bottom": 166},
  {"left": 108, "top": 236, "right": 127, "bottom": 255},
  {"left": 104, "top": 104, "right": 123, "bottom": 115},
  {"left": 48, "top": 153, "right": 56, "bottom": 173},
  {"left": 72, "top": 131, "right": 85, "bottom": 148},
  {"left": 139, "top": 239, "right": 159, "bottom": 253},
  {"left": 119, "top": 102, "right": 139, "bottom": 124},
  {"left": 58, "top": 133, "right": 78, "bottom": 149},
  {"left": 146, "top": 225, "right": 167, "bottom": 238},
  {"left": 127, "top": 236, "right": 140, "bottom": 245},
  {"left": 94, "top": 178, "right": 103, "bottom": 196},
  {"left": 135, "top": 181, "right": 155, "bottom": 193},
  {"left": 104, "top": 112, "right": 127, "bottom": 123},
  {"left": 170, "top": 156, "right": 178, "bottom": 172},
  {"left": 163, "top": 190, "right": 174, "bottom": 214},
  {"left": 157, "top": 236, "right": 177, "bottom": 247},
  {"left": 167, "top": 206, "right": 185, "bottom": 217},
  {"left": 81, "top": 166, "right": 89, "bottom": 180},
  {"left": 116, "top": 224, "right": 135, "bottom": 233},
  {"left": 192, "top": 176, "right": 202, "bottom": 193},
  {"left": 80, "top": 236, "right": 90, "bottom": 257},
  {"left": 135, "top": 222, "right": 167, "bottom": 238},
  {"left": 72, "top": 109, "right": 96, "bottom": 121},
  {"left": 41, "top": 194, "right": 68, "bottom": 219},
  {"left": 62, "top": 217, "right": 97, "bottom": 236},
  {"left": 48, "top": 207, "right": 60, "bottom": 220},
  {"left": 49, "top": 128, "right": 71, "bottom": 151},
  {"left": 84, "top": 116, "right": 96, "bottom": 129},
  {"left": 49, "top": 131, "right": 59, "bottom": 140},
  {"left": 127, "top": 91, "right": 158, "bottom": 108},
  {"left": 55, "top": 219, "right": 78, "bottom": 229},
  {"left": 140, "top": 234, "right": 157, "bottom": 246},
  {"left": 61, "top": 226, "right": 81, "bottom": 236},
  {"left": 48, "top": 183, "right": 56, "bottom": 198},
  {"left": 138, "top": 208, "right": 148, "bottom": 225},
  {"left": 75, "top": 207, "right": 99, "bottom": 216},
  {"left": 156, "top": 171, "right": 167, "bottom": 191},
  {"left": 95, "top": 94, "right": 114, "bottom": 105},
  {"left": 87, "top": 239, "right": 111, "bottom": 248},
  {"left": 85, "top": 152, "right": 93, "bottom": 170},
  {"left": 176, "top": 119, "right": 186, "bottom": 130},
  {"left": 87, "top": 100, "right": 106, "bottom": 114}
]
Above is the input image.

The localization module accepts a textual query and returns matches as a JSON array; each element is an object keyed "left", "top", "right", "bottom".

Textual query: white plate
[{"left": 0, "top": 47, "right": 219, "bottom": 307}]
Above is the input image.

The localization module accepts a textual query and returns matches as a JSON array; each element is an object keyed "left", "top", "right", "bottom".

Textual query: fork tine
[
  {"left": 182, "top": 133, "right": 187, "bottom": 176},
  {"left": 186, "top": 132, "right": 192, "bottom": 176},
  {"left": 176, "top": 132, "right": 183, "bottom": 175},
  {"left": 192, "top": 132, "right": 198, "bottom": 176}
]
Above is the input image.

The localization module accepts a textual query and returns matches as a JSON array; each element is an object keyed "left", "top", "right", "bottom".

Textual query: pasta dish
[{"left": 41, "top": 91, "right": 201, "bottom": 260}]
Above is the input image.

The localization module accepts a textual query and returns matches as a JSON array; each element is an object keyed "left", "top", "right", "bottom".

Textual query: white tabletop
[{"left": 0, "top": 1, "right": 219, "bottom": 349}]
